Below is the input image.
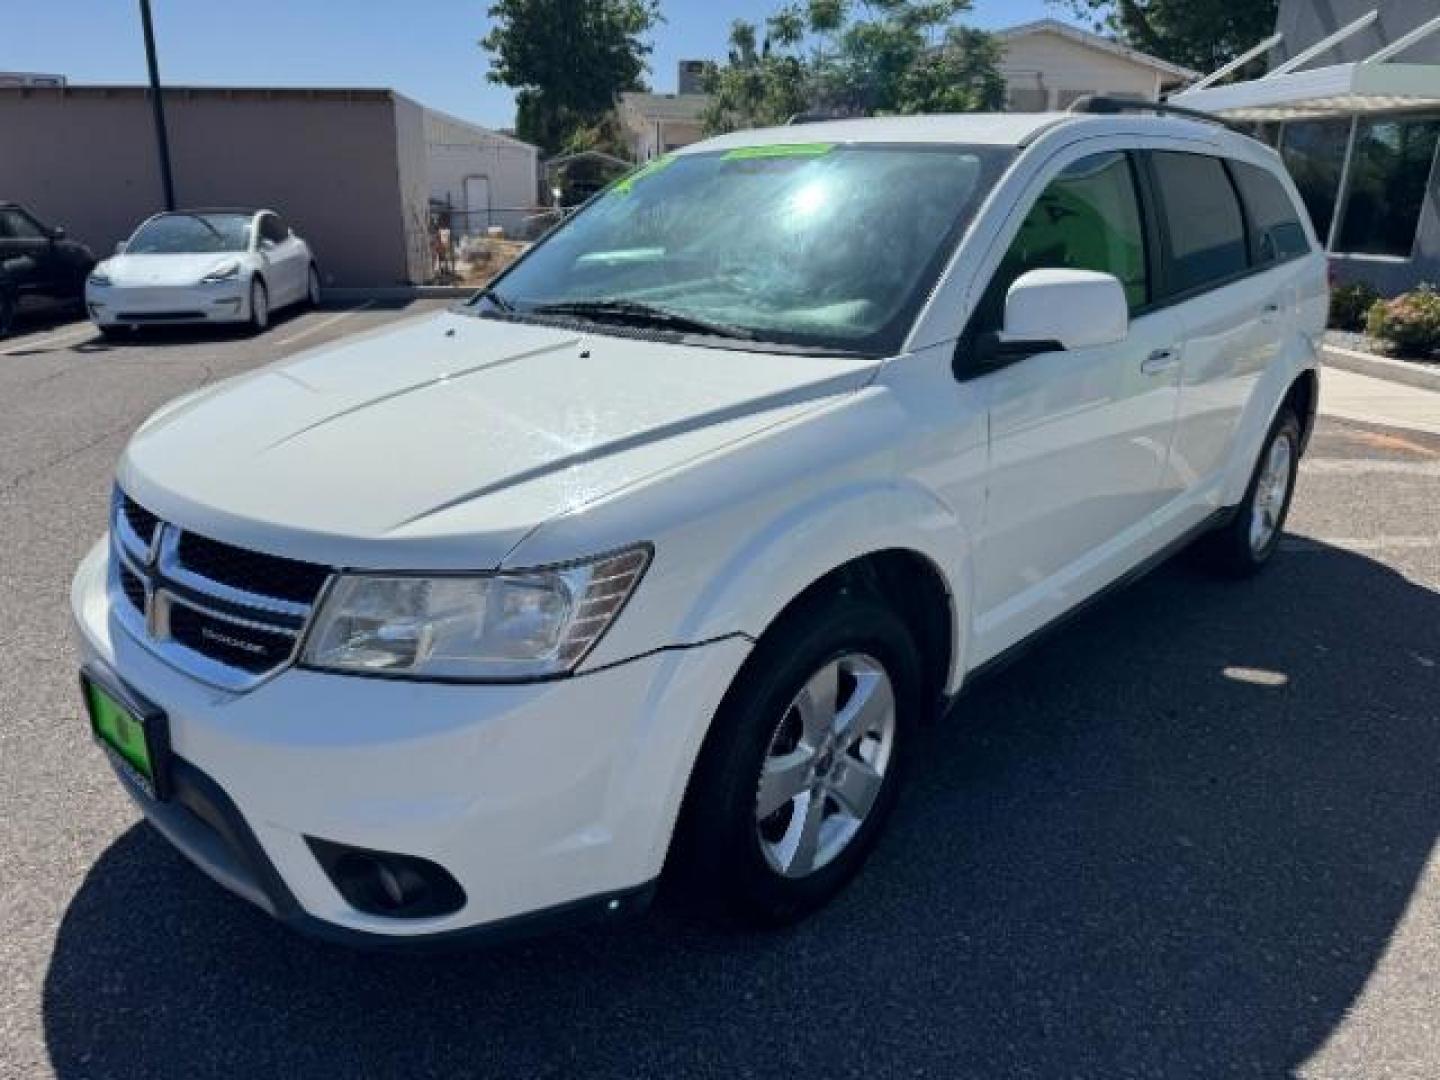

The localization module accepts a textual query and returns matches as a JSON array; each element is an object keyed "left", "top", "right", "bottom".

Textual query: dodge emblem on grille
[{"left": 200, "top": 624, "right": 267, "bottom": 655}]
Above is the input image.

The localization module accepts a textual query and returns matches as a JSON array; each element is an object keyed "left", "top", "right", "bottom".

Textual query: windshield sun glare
[{"left": 481, "top": 144, "right": 1014, "bottom": 353}]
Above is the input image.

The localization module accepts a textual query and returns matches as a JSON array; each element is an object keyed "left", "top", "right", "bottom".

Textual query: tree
[
  {"left": 482, "top": 0, "right": 661, "bottom": 154},
  {"left": 1050, "top": 0, "right": 1278, "bottom": 73},
  {"left": 702, "top": 0, "right": 1003, "bottom": 135}
]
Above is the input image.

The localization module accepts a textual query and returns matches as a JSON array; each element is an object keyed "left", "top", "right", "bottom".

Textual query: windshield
[
  {"left": 126, "top": 213, "right": 253, "bottom": 255},
  {"left": 477, "top": 143, "right": 1014, "bottom": 353}
]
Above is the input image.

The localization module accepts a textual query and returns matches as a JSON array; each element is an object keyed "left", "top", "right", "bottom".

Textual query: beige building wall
[
  {"left": 1000, "top": 30, "right": 1167, "bottom": 110},
  {"left": 0, "top": 87, "right": 418, "bottom": 286},
  {"left": 392, "top": 93, "right": 432, "bottom": 285}
]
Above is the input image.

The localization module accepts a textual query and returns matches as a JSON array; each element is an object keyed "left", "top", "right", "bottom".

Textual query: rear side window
[
  {"left": 1230, "top": 161, "right": 1310, "bottom": 265},
  {"left": 1150, "top": 151, "right": 1248, "bottom": 296},
  {"left": 975, "top": 150, "right": 1149, "bottom": 330},
  {"left": 0, "top": 208, "right": 45, "bottom": 240}
]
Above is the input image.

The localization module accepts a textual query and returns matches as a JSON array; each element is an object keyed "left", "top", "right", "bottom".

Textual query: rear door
[
  {"left": 967, "top": 147, "right": 1186, "bottom": 659},
  {"left": 1145, "top": 151, "right": 1292, "bottom": 508}
]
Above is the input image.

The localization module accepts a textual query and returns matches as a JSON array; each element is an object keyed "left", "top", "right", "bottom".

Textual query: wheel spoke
[
  {"left": 756, "top": 748, "right": 813, "bottom": 820},
  {"left": 796, "top": 661, "right": 840, "bottom": 744},
  {"left": 829, "top": 757, "right": 883, "bottom": 820},
  {"left": 756, "top": 650, "right": 897, "bottom": 879},
  {"left": 835, "top": 668, "right": 894, "bottom": 749},
  {"left": 786, "top": 789, "right": 828, "bottom": 875}
]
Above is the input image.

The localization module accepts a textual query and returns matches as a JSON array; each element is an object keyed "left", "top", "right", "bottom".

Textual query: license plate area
[{"left": 81, "top": 665, "right": 173, "bottom": 801}]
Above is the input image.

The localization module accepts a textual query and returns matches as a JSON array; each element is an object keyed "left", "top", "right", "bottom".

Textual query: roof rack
[{"left": 1067, "top": 94, "right": 1246, "bottom": 133}]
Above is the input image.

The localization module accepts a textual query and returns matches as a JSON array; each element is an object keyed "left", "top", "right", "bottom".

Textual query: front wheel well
[{"left": 757, "top": 550, "right": 955, "bottom": 717}]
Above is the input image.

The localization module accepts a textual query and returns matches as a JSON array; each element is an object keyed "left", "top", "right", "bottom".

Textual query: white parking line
[
  {"left": 1302, "top": 459, "right": 1440, "bottom": 476},
  {"left": 274, "top": 301, "right": 376, "bottom": 349},
  {"left": 0, "top": 322, "right": 95, "bottom": 355},
  {"left": 1283, "top": 535, "right": 1438, "bottom": 552}
]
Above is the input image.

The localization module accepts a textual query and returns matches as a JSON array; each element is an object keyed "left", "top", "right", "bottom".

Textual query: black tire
[
  {"left": 97, "top": 324, "right": 126, "bottom": 341},
  {"left": 248, "top": 277, "right": 270, "bottom": 334},
  {"left": 673, "top": 586, "right": 921, "bottom": 926},
  {"left": 1196, "top": 407, "right": 1302, "bottom": 577},
  {"left": 0, "top": 291, "right": 15, "bottom": 339},
  {"left": 306, "top": 263, "right": 322, "bottom": 308}
]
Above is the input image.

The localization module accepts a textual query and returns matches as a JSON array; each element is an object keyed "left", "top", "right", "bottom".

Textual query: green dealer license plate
[{"left": 81, "top": 669, "right": 171, "bottom": 800}]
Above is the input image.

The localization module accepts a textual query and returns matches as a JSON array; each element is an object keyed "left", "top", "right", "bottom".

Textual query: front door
[{"left": 966, "top": 150, "right": 1183, "bottom": 662}]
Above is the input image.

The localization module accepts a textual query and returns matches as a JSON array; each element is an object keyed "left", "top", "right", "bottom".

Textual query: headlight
[
  {"left": 200, "top": 261, "right": 241, "bottom": 284},
  {"left": 301, "top": 546, "right": 651, "bottom": 680},
  {"left": 87, "top": 269, "right": 112, "bottom": 287}
]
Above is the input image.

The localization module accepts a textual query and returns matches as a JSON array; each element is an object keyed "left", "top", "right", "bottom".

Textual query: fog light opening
[{"left": 305, "top": 837, "right": 466, "bottom": 919}]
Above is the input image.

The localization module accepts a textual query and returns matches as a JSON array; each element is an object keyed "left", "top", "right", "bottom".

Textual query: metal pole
[{"left": 138, "top": 0, "right": 175, "bottom": 210}]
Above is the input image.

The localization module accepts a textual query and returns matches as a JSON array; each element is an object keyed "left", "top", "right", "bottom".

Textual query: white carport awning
[{"left": 1172, "top": 61, "right": 1440, "bottom": 120}]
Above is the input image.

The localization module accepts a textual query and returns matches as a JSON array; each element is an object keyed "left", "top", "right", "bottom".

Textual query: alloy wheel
[
  {"left": 1249, "top": 431, "right": 1293, "bottom": 554},
  {"left": 755, "top": 652, "right": 897, "bottom": 879}
]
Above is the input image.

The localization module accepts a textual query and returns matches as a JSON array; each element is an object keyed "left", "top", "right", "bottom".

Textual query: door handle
[
  {"left": 1261, "top": 302, "right": 1282, "bottom": 320},
  {"left": 1140, "top": 347, "right": 1179, "bottom": 375}
]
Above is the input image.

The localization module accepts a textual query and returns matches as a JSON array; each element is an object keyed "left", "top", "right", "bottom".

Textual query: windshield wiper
[{"left": 530, "top": 298, "right": 754, "bottom": 340}]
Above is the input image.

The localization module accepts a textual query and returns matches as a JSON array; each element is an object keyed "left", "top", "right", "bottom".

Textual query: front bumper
[
  {"left": 86, "top": 281, "right": 249, "bottom": 326},
  {"left": 72, "top": 540, "right": 750, "bottom": 946}
]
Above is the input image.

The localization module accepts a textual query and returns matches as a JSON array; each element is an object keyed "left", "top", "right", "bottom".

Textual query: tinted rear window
[
  {"left": 1230, "top": 161, "right": 1310, "bottom": 265},
  {"left": 1151, "top": 151, "right": 1248, "bottom": 296}
]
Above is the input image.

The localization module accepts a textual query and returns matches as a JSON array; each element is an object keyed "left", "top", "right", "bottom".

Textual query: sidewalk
[{"left": 1320, "top": 366, "right": 1440, "bottom": 436}]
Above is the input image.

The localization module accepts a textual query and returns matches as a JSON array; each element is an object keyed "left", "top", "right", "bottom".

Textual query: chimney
[{"left": 678, "top": 60, "right": 709, "bottom": 95}]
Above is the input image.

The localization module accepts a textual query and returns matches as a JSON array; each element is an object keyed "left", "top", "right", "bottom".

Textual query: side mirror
[
  {"left": 259, "top": 238, "right": 276, "bottom": 252},
  {"left": 49, "top": 225, "right": 66, "bottom": 241},
  {"left": 970, "top": 268, "right": 1129, "bottom": 374},
  {"left": 113, "top": 240, "right": 127, "bottom": 255}
]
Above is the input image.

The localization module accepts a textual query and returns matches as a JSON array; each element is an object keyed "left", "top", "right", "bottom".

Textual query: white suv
[{"left": 72, "top": 110, "right": 1325, "bottom": 947}]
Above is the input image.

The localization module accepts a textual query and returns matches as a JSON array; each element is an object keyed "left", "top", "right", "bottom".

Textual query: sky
[{"left": 7, "top": 0, "right": 1080, "bottom": 131}]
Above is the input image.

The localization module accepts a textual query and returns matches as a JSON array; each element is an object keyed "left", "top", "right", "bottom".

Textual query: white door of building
[{"left": 463, "top": 175, "right": 491, "bottom": 237}]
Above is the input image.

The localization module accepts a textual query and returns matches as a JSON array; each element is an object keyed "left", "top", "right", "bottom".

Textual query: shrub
[
  {"left": 1328, "top": 280, "right": 1381, "bottom": 330},
  {"left": 1366, "top": 284, "right": 1440, "bottom": 356}
]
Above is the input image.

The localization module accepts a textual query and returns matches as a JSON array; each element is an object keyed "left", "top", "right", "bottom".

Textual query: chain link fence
[{"left": 425, "top": 206, "right": 569, "bottom": 286}]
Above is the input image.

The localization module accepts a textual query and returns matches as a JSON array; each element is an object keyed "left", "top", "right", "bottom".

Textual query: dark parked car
[{"left": 0, "top": 202, "right": 95, "bottom": 337}]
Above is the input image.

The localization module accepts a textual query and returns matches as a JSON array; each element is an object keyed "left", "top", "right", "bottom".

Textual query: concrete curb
[
  {"left": 1322, "top": 344, "right": 1440, "bottom": 393},
  {"left": 324, "top": 286, "right": 476, "bottom": 301}
]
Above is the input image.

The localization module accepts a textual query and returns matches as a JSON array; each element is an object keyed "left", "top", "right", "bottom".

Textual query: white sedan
[{"left": 85, "top": 208, "right": 319, "bottom": 335}]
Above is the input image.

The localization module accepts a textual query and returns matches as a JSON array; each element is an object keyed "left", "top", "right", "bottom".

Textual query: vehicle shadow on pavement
[{"left": 42, "top": 540, "right": 1440, "bottom": 1078}]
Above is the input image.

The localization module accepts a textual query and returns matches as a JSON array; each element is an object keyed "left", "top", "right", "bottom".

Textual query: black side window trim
[
  {"left": 1226, "top": 157, "right": 1312, "bottom": 271},
  {"left": 1139, "top": 149, "right": 1303, "bottom": 310}
]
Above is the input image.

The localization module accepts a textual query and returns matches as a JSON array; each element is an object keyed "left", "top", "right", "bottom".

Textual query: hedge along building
[{"left": 1172, "top": 2, "right": 1440, "bottom": 295}]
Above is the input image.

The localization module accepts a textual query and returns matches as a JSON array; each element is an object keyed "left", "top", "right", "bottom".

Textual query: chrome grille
[{"left": 110, "top": 489, "right": 332, "bottom": 691}]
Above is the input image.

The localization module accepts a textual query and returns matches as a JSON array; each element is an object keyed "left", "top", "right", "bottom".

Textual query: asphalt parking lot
[{"left": 1, "top": 307, "right": 1436, "bottom": 1078}]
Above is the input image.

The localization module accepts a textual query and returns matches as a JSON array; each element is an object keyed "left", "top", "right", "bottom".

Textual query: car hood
[
  {"left": 103, "top": 253, "right": 248, "bottom": 286},
  {"left": 119, "top": 310, "right": 881, "bottom": 569}
]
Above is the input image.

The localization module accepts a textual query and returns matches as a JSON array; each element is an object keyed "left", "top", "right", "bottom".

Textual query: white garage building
[{"left": 424, "top": 107, "right": 540, "bottom": 238}]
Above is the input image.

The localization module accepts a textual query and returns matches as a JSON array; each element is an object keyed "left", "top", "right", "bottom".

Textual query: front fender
[{"left": 676, "top": 478, "right": 973, "bottom": 694}]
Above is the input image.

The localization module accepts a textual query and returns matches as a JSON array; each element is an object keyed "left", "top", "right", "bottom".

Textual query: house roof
[
  {"left": 420, "top": 102, "right": 539, "bottom": 152},
  {"left": 996, "top": 18, "right": 1199, "bottom": 81},
  {"left": 618, "top": 92, "right": 709, "bottom": 123}
]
